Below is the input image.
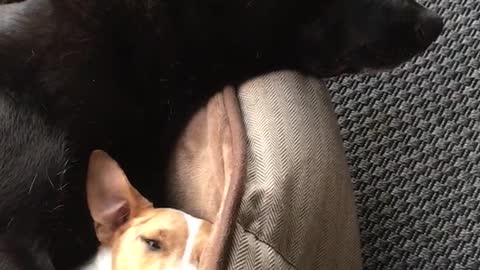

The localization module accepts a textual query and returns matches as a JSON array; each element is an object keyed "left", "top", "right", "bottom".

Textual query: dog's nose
[{"left": 414, "top": 11, "right": 444, "bottom": 46}]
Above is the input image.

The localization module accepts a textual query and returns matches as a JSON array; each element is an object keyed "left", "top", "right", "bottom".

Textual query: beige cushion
[{"left": 167, "top": 71, "right": 363, "bottom": 269}]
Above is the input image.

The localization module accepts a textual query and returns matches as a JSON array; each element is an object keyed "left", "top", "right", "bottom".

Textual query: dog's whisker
[
  {"left": 47, "top": 172, "right": 54, "bottom": 189},
  {"left": 6, "top": 217, "right": 14, "bottom": 229},
  {"left": 58, "top": 182, "right": 69, "bottom": 191},
  {"left": 50, "top": 204, "right": 64, "bottom": 212},
  {"left": 28, "top": 174, "right": 38, "bottom": 194}
]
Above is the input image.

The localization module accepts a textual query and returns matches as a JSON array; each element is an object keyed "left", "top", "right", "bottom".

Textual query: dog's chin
[
  {"left": 359, "top": 57, "right": 419, "bottom": 75},
  {"left": 304, "top": 51, "right": 420, "bottom": 78},
  {"left": 304, "top": 52, "right": 417, "bottom": 78},
  {"left": 349, "top": 55, "right": 420, "bottom": 76},
  {"left": 304, "top": 64, "right": 360, "bottom": 78},
  {"left": 338, "top": 44, "right": 428, "bottom": 76}
]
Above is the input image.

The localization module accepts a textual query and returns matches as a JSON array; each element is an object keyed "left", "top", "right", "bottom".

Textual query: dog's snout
[{"left": 414, "top": 11, "right": 444, "bottom": 46}]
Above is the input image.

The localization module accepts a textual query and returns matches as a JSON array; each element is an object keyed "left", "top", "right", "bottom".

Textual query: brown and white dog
[{"left": 80, "top": 150, "right": 212, "bottom": 270}]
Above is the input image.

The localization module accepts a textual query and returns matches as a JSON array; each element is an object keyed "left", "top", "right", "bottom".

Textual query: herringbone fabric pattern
[
  {"left": 227, "top": 223, "right": 294, "bottom": 270},
  {"left": 224, "top": 72, "right": 363, "bottom": 269},
  {"left": 327, "top": 0, "right": 480, "bottom": 269}
]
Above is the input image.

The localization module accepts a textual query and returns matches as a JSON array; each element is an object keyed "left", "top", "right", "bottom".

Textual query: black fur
[
  {"left": 0, "top": 0, "right": 443, "bottom": 268},
  {"left": 0, "top": 234, "right": 54, "bottom": 270}
]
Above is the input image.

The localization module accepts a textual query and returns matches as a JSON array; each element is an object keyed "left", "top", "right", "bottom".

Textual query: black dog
[
  {"left": 0, "top": 89, "right": 64, "bottom": 270},
  {"left": 0, "top": 0, "right": 443, "bottom": 269}
]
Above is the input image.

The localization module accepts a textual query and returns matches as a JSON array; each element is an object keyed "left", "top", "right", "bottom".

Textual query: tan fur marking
[{"left": 84, "top": 150, "right": 212, "bottom": 270}]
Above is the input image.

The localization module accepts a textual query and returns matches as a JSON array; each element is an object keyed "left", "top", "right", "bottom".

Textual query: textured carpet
[{"left": 326, "top": 0, "right": 480, "bottom": 269}]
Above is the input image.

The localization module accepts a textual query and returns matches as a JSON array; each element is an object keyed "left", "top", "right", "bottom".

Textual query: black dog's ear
[{"left": 0, "top": 0, "right": 55, "bottom": 77}]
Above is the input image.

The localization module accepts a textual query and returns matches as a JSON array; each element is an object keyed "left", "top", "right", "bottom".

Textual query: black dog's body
[
  {"left": 0, "top": 89, "right": 67, "bottom": 269},
  {"left": 0, "top": 0, "right": 443, "bottom": 268}
]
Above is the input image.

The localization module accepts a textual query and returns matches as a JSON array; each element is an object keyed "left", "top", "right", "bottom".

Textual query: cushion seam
[{"left": 236, "top": 222, "right": 297, "bottom": 269}]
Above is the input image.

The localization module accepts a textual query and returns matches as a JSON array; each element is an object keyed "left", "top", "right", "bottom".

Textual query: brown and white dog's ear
[{"left": 86, "top": 150, "right": 152, "bottom": 245}]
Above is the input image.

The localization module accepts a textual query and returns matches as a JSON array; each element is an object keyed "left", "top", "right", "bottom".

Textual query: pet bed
[{"left": 165, "top": 71, "right": 363, "bottom": 269}]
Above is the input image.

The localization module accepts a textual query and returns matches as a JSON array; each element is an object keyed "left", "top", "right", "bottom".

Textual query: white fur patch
[
  {"left": 180, "top": 213, "right": 203, "bottom": 269},
  {"left": 78, "top": 247, "right": 112, "bottom": 270}
]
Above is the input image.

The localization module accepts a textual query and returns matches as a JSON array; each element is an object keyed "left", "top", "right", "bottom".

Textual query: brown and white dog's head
[{"left": 84, "top": 150, "right": 212, "bottom": 270}]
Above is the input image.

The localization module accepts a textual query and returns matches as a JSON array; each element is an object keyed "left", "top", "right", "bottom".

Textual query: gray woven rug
[{"left": 327, "top": 0, "right": 480, "bottom": 269}]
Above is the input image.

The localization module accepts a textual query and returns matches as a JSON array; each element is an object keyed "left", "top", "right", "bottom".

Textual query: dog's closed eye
[{"left": 141, "top": 237, "right": 162, "bottom": 251}]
